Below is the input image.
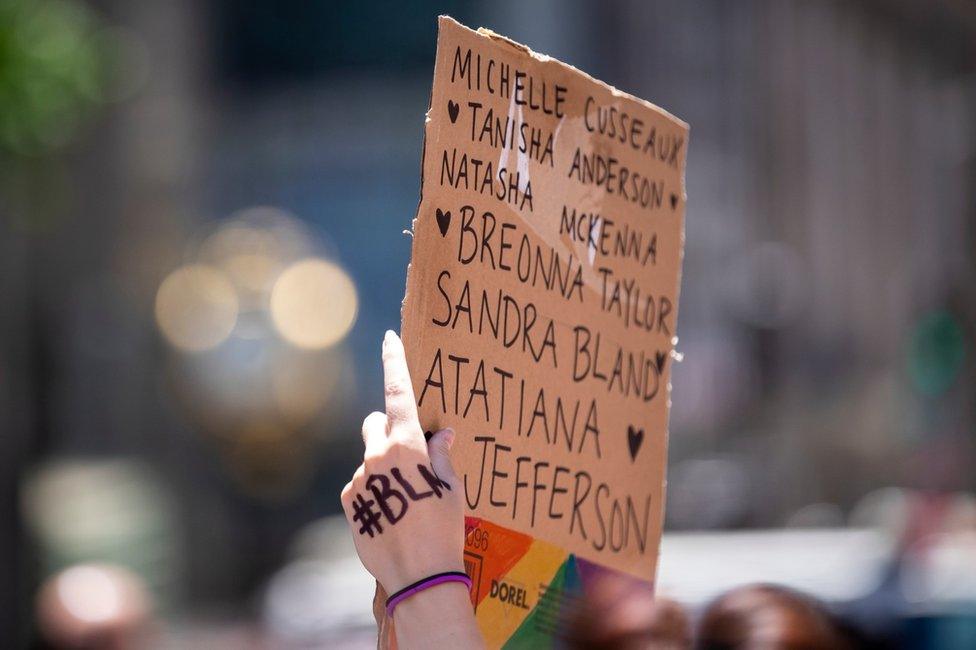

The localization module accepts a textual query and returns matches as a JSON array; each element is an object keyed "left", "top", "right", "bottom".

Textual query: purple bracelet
[{"left": 385, "top": 571, "right": 473, "bottom": 616}]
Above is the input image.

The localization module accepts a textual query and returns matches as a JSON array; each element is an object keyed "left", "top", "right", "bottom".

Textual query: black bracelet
[{"left": 385, "top": 571, "right": 474, "bottom": 616}]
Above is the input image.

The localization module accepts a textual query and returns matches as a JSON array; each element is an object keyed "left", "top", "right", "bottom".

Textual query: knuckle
[
  {"left": 384, "top": 382, "right": 407, "bottom": 399},
  {"left": 388, "top": 409, "right": 419, "bottom": 429},
  {"left": 390, "top": 431, "right": 423, "bottom": 453},
  {"left": 362, "top": 450, "right": 386, "bottom": 468}
]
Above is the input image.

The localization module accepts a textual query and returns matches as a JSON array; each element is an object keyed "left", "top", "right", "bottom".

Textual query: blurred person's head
[
  {"left": 566, "top": 571, "right": 691, "bottom": 649},
  {"left": 36, "top": 564, "right": 152, "bottom": 649},
  {"left": 696, "top": 584, "right": 846, "bottom": 650}
]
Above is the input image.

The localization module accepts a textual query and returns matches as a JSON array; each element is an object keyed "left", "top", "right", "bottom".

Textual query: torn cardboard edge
[{"left": 400, "top": 13, "right": 687, "bottom": 587}]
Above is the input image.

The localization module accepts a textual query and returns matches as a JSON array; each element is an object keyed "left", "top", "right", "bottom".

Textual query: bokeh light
[
  {"left": 153, "top": 209, "right": 359, "bottom": 498},
  {"left": 56, "top": 566, "right": 124, "bottom": 623},
  {"left": 23, "top": 459, "right": 179, "bottom": 619},
  {"left": 263, "top": 516, "right": 375, "bottom": 643},
  {"left": 270, "top": 258, "right": 358, "bottom": 350},
  {"left": 155, "top": 264, "right": 239, "bottom": 352},
  {"left": 37, "top": 564, "right": 151, "bottom": 648},
  {"left": 197, "top": 211, "right": 303, "bottom": 303}
]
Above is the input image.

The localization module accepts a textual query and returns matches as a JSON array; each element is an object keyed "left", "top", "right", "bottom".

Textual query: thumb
[{"left": 427, "top": 428, "right": 458, "bottom": 485}]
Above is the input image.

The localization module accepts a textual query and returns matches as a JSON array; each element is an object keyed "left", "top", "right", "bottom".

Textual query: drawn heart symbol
[
  {"left": 447, "top": 100, "right": 460, "bottom": 124},
  {"left": 670, "top": 193, "right": 679, "bottom": 210},
  {"left": 627, "top": 425, "right": 644, "bottom": 461},
  {"left": 435, "top": 208, "right": 451, "bottom": 236},
  {"left": 655, "top": 350, "right": 667, "bottom": 374}
]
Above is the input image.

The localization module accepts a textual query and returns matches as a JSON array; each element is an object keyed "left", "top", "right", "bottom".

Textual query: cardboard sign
[{"left": 401, "top": 16, "right": 687, "bottom": 645}]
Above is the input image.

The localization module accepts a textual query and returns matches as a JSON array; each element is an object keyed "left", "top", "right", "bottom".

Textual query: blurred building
[{"left": 0, "top": 0, "right": 974, "bottom": 646}]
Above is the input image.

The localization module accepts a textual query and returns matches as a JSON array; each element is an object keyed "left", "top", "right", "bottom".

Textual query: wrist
[
  {"left": 386, "top": 558, "right": 466, "bottom": 596},
  {"left": 386, "top": 570, "right": 471, "bottom": 616},
  {"left": 392, "top": 581, "right": 482, "bottom": 649},
  {"left": 393, "top": 580, "right": 471, "bottom": 620}
]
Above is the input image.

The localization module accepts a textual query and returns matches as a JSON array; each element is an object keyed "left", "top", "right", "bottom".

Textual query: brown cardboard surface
[{"left": 401, "top": 16, "right": 687, "bottom": 583}]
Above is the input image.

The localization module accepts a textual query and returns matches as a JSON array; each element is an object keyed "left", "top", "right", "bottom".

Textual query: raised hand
[{"left": 341, "top": 331, "right": 482, "bottom": 649}]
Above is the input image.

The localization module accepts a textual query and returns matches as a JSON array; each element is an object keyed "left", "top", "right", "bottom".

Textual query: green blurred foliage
[{"left": 0, "top": 0, "right": 110, "bottom": 156}]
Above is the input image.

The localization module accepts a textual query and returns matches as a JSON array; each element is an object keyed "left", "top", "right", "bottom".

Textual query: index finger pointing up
[{"left": 382, "top": 330, "right": 420, "bottom": 432}]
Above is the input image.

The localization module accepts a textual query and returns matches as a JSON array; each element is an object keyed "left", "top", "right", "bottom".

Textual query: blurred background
[{"left": 0, "top": 0, "right": 974, "bottom": 647}]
